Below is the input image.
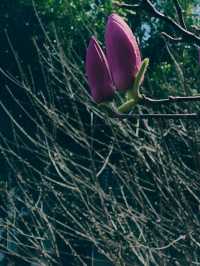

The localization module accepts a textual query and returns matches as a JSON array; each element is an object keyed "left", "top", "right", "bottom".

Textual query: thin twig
[
  {"left": 115, "top": 0, "right": 198, "bottom": 44},
  {"left": 141, "top": 95, "right": 200, "bottom": 105},
  {"left": 112, "top": 94, "right": 200, "bottom": 119},
  {"left": 112, "top": 113, "right": 200, "bottom": 119},
  {"left": 172, "top": 0, "right": 186, "bottom": 29},
  {"left": 161, "top": 32, "right": 182, "bottom": 42},
  {"left": 141, "top": 0, "right": 200, "bottom": 45},
  {"left": 113, "top": 2, "right": 139, "bottom": 9}
]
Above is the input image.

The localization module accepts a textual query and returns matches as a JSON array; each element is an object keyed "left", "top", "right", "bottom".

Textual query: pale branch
[
  {"left": 161, "top": 32, "right": 182, "bottom": 43},
  {"left": 110, "top": 94, "right": 200, "bottom": 119},
  {"left": 112, "top": 112, "right": 200, "bottom": 119},
  {"left": 141, "top": 0, "right": 200, "bottom": 45},
  {"left": 191, "top": 25, "right": 200, "bottom": 32},
  {"left": 114, "top": 0, "right": 200, "bottom": 46},
  {"left": 172, "top": 0, "right": 186, "bottom": 29},
  {"left": 141, "top": 95, "right": 200, "bottom": 105},
  {"left": 116, "top": 0, "right": 200, "bottom": 45},
  {"left": 113, "top": 2, "right": 139, "bottom": 9}
]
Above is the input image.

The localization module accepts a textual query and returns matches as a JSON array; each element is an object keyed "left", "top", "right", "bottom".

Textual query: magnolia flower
[
  {"left": 85, "top": 37, "right": 114, "bottom": 103},
  {"left": 105, "top": 13, "right": 142, "bottom": 91}
]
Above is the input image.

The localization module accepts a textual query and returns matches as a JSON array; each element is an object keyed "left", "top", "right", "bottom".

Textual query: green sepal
[
  {"left": 117, "top": 95, "right": 142, "bottom": 113},
  {"left": 117, "top": 58, "right": 149, "bottom": 113},
  {"left": 126, "top": 58, "right": 149, "bottom": 100}
]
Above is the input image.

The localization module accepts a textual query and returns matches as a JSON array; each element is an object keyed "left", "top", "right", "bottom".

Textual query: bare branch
[
  {"left": 112, "top": 112, "right": 200, "bottom": 119},
  {"left": 161, "top": 32, "right": 182, "bottom": 42},
  {"left": 172, "top": 0, "right": 186, "bottom": 29},
  {"left": 111, "top": 94, "right": 200, "bottom": 119},
  {"left": 113, "top": 2, "right": 139, "bottom": 9},
  {"left": 141, "top": 94, "right": 200, "bottom": 105},
  {"left": 140, "top": 0, "right": 200, "bottom": 45},
  {"left": 115, "top": 0, "right": 199, "bottom": 44}
]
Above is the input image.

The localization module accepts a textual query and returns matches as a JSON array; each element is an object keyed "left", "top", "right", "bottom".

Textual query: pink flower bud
[
  {"left": 105, "top": 14, "right": 142, "bottom": 91},
  {"left": 86, "top": 37, "right": 115, "bottom": 103}
]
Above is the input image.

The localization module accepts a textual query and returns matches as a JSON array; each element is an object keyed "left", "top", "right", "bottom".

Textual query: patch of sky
[
  {"left": 141, "top": 22, "right": 151, "bottom": 41},
  {"left": 193, "top": 4, "right": 200, "bottom": 15}
]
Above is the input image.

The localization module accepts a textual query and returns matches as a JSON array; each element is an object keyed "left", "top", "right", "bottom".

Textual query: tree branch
[
  {"left": 141, "top": 0, "right": 200, "bottom": 45},
  {"left": 130, "top": 0, "right": 200, "bottom": 46},
  {"left": 113, "top": 2, "right": 139, "bottom": 9},
  {"left": 161, "top": 32, "right": 182, "bottom": 42},
  {"left": 141, "top": 94, "right": 200, "bottom": 105},
  {"left": 111, "top": 94, "right": 200, "bottom": 119},
  {"left": 172, "top": 0, "right": 186, "bottom": 29},
  {"left": 112, "top": 112, "right": 200, "bottom": 120}
]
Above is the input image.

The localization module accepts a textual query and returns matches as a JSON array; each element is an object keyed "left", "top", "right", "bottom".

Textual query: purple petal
[
  {"left": 86, "top": 37, "right": 115, "bottom": 103},
  {"left": 105, "top": 14, "right": 142, "bottom": 91}
]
